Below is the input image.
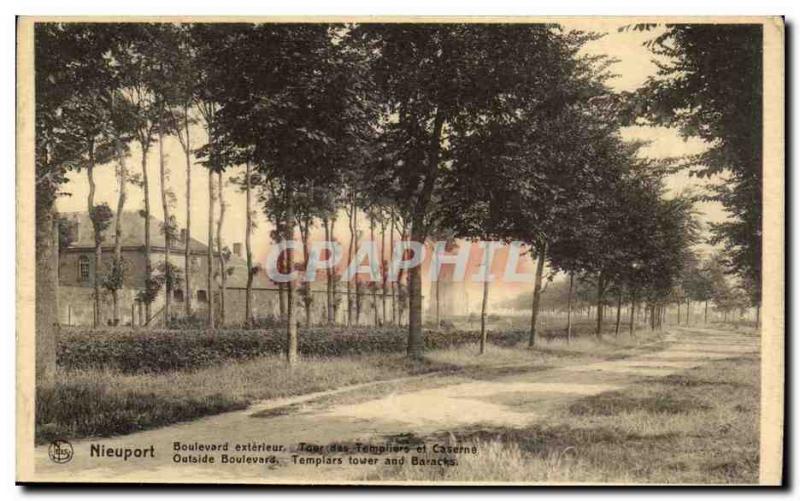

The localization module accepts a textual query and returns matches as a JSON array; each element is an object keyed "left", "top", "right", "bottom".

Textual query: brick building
[{"left": 58, "top": 211, "right": 395, "bottom": 327}]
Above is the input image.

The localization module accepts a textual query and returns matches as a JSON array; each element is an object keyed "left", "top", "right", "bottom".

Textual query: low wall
[{"left": 58, "top": 285, "right": 410, "bottom": 327}]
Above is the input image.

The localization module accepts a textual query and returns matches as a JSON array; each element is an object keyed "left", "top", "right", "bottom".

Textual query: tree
[
  {"left": 235, "top": 161, "right": 256, "bottom": 327},
  {"left": 343, "top": 192, "right": 360, "bottom": 326},
  {"left": 34, "top": 23, "right": 127, "bottom": 380},
  {"left": 157, "top": 116, "right": 178, "bottom": 325},
  {"left": 166, "top": 25, "right": 200, "bottom": 319},
  {"left": 69, "top": 91, "right": 116, "bottom": 328},
  {"left": 216, "top": 171, "right": 227, "bottom": 325},
  {"left": 317, "top": 190, "right": 341, "bottom": 325},
  {"left": 115, "top": 24, "right": 173, "bottom": 324},
  {"left": 454, "top": 105, "right": 626, "bottom": 344},
  {"left": 682, "top": 253, "right": 715, "bottom": 324},
  {"left": 43, "top": 25, "right": 130, "bottom": 328},
  {"left": 355, "top": 24, "right": 608, "bottom": 357},
  {"left": 189, "top": 24, "right": 228, "bottom": 329},
  {"left": 294, "top": 181, "right": 343, "bottom": 328},
  {"left": 636, "top": 24, "right": 763, "bottom": 313},
  {"left": 638, "top": 193, "right": 701, "bottom": 329},
  {"left": 108, "top": 92, "right": 137, "bottom": 326},
  {"left": 426, "top": 228, "right": 456, "bottom": 330},
  {"left": 204, "top": 24, "right": 373, "bottom": 364},
  {"left": 144, "top": 24, "right": 192, "bottom": 327},
  {"left": 199, "top": 108, "right": 218, "bottom": 329}
]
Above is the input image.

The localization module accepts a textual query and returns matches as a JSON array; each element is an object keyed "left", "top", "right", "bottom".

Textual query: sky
[{"left": 54, "top": 21, "right": 728, "bottom": 312}]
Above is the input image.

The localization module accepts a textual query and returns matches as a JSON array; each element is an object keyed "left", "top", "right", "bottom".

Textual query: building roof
[
  {"left": 60, "top": 211, "right": 208, "bottom": 253},
  {"left": 60, "top": 210, "right": 280, "bottom": 289}
]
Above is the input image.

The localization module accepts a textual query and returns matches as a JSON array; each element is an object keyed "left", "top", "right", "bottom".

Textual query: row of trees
[
  {"left": 35, "top": 23, "right": 762, "bottom": 380},
  {"left": 632, "top": 23, "right": 763, "bottom": 322},
  {"left": 503, "top": 248, "right": 758, "bottom": 333}
]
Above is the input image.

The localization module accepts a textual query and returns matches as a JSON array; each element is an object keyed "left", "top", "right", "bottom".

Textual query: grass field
[
  {"left": 36, "top": 322, "right": 660, "bottom": 444},
  {"left": 377, "top": 353, "right": 760, "bottom": 484}
]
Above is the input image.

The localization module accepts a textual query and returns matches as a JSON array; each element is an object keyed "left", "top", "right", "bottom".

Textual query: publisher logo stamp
[{"left": 48, "top": 440, "right": 74, "bottom": 464}]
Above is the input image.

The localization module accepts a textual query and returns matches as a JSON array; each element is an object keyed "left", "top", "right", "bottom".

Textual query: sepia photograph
[{"left": 15, "top": 15, "right": 784, "bottom": 486}]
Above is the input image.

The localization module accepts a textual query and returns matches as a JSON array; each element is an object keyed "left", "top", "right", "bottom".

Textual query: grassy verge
[
  {"left": 377, "top": 353, "right": 760, "bottom": 484},
  {"left": 36, "top": 328, "right": 664, "bottom": 445},
  {"left": 36, "top": 353, "right": 441, "bottom": 444}
]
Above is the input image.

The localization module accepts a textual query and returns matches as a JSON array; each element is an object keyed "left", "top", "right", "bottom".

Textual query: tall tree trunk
[
  {"left": 300, "top": 218, "right": 312, "bottom": 328},
  {"left": 380, "top": 218, "right": 387, "bottom": 326},
  {"left": 595, "top": 274, "right": 605, "bottom": 338},
  {"left": 479, "top": 246, "right": 490, "bottom": 355},
  {"left": 285, "top": 194, "right": 298, "bottom": 365},
  {"left": 353, "top": 207, "right": 361, "bottom": 325},
  {"left": 35, "top": 206, "right": 59, "bottom": 385},
  {"left": 650, "top": 304, "right": 656, "bottom": 331},
  {"left": 406, "top": 221, "right": 425, "bottom": 358},
  {"left": 346, "top": 203, "right": 354, "bottom": 326},
  {"left": 686, "top": 299, "right": 691, "bottom": 326},
  {"left": 278, "top": 248, "right": 286, "bottom": 322},
  {"left": 704, "top": 299, "right": 708, "bottom": 324},
  {"left": 628, "top": 293, "right": 636, "bottom": 337},
  {"left": 370, "top": 216, "right": 378, "bottom": 326},
  {"left": 158, "top": 127, "right": 171, "bottom": 327},
  {"left": 614, "top": 288, "right": 623, "bottom": 336},
  {"left": 528, "top": 243, "right": 547, "bottom": 348},
  {"left": 86, "top": 141, "right": 102, "bottom": 328},
  {"left": 565, "top": 272, "right": 574, "bottom": 344},
  {"left": 183, "top": 106, "right": 192, "bottom": 318},
  {"left": 654, "top": 304, "right": 659, "bottom": 330},
  {"left": 112, "top": 145, "right": 127, "bottom": 326},
  {"left": 435, "top": 276, "right": 441, "bottom": 329},
  {"left": 142, "top": 146, "right": 152, "bottom": 323},
  {"left": 407, "top": 109, "right": 445, "bottom": 357},
  {"left": 323, "top": 217, "right": 332, "bottom": 324},
  {"left": 330, "top": 216, "right": 339, "bottom": 324},
  {"left": 390, "top": 213, "right": 396, "bottom": 325},
  {"left": 245, "top": 161, "right": 253, "bottom": 327},
  {"left": 397, "top": 222, "right": 409, "bottom": 327},
  {"left": 657, "top": 304, "right": 662, "bottom": 330},
  {"left": 657, "top": 305, "right": 660, "bottom": 329},
  {"left": 432, "top": 243, "right": 440, "bottom": 329},
  {"left": 207, "top": 169, "right": 215, "bottom": 329},
  {"left": 216, "top": 171, "right": 226, "bottom": 326}
]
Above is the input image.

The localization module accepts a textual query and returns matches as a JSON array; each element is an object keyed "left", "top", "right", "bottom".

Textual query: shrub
[
  {"left": 57, "top": 327, "right": 532, "bottom": 374},
  {"left": 57, "top": 318, "right": 643, "bottom": 374}
]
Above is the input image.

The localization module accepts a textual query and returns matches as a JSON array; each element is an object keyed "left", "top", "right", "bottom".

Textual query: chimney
[{"left": 233, "top": 242, "right": 242, "bottom": 258}]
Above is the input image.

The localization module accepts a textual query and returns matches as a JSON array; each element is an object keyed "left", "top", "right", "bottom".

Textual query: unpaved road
[{"left": 31, "top": 326, "right": 758, "bottom": 484}]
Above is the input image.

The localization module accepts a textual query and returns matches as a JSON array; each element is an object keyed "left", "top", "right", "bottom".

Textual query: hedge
[{"left": 57, "top": 327, "right": 531, "bottom": 374}]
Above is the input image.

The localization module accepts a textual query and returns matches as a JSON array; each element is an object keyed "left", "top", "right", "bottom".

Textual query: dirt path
[{"left": 32, "top": 326, "right": 758, "bottom": 484}]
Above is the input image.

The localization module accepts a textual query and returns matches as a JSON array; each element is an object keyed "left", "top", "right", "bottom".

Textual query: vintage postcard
[{"left": 16, "top": 16, "right": 784, "bottom": 485}]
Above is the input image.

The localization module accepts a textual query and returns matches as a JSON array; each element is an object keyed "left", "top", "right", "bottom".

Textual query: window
[
  {"left": 197, "top": 290, "right": 208, "bottom": 303},
  {"left": 174, "top": 289, "right": 184, "bottom": 302},
  {"left": 78, "top": 255, "right": 90, "bottom": 282}
]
